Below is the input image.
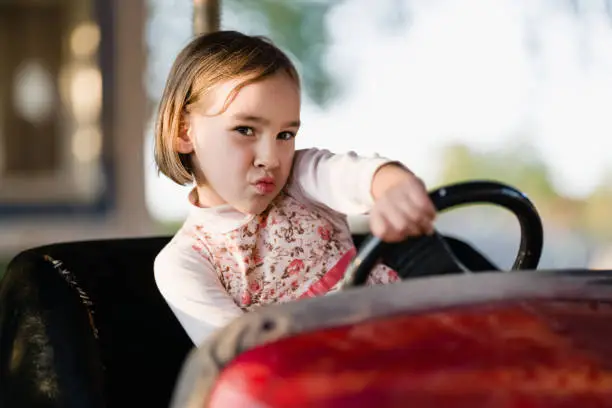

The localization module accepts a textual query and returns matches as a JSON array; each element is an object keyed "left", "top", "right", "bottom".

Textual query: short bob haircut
[{"left": 154, "top": 30, "right": 300, "bottom": 185}]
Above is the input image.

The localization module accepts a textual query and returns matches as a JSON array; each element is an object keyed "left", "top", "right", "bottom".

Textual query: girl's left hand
[{"left": 370, "top": 164, "right": 436, "bottom": 243}]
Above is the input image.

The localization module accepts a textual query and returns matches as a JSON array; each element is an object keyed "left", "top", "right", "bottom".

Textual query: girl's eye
[
  {"left": 277, "top": 131, "right": 295, "bottom": 141},
  {"left": 234, "top": 126, "right": 254, "bottom": 136}
]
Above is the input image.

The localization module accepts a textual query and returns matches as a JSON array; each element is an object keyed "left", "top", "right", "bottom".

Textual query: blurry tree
[
  {"left": 438, "top": 143, "right": 612, "bottom": 238},
  {"left": 438, "top": 143, "right": 557, "bottom": 202},
  {"left": 224, "top": 0, "right": 340, "bottom": 106},
  {"left": 147, "top": 0, "right": 346, "bottom": 107},
  {"left": 583, "top": 175, "right": 612, "bottom": 239},
  {"left": 223, "top": 0, "right": 413, "bottom": 106}
]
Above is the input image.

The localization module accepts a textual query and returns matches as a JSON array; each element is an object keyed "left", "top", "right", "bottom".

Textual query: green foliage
[
  {"left": 583, "top": 175, "right": 612, "bottom": 239},
  {"left": 226, "top": 0, "right": 339, "bottom": 106},
  {"left": 438, "top": 143, "right": 558, "bottom": 202},
  {"left": 438, "top": 142, "right": 612, "bottom": 238}
]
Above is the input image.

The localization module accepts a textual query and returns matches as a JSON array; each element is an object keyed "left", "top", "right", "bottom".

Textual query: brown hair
[{"left": 154, "top": 30, "right": 300, "bottom": 185}]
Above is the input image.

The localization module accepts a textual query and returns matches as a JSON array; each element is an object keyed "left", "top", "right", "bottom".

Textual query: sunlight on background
[{"left": 145, "top": 0, "right": 612, "bottom": 269}]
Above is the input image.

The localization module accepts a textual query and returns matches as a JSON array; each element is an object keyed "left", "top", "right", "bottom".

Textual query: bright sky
[{"left": 145, "top": 0, "right": 612, "bottom": 222}]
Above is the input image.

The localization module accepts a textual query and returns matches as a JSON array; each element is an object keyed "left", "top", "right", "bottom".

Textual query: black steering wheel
[{"left": 340, "top": 181, "right": 544, "bottom": 288}]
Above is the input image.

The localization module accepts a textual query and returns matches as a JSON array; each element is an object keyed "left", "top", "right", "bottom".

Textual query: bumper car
[{"left": 2, "top": 181, "right": 612, "bottom": 408}]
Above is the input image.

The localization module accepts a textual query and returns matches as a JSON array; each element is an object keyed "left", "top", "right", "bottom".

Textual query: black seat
[
  {"left": 0, "top": 236, "right": 192, "bottom": 408},
  {"left": 0, "top": 234, "right": 495, "bottom": 408}
]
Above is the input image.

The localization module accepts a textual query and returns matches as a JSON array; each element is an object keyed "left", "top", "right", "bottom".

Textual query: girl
[{"left": 154, "top": 31, "right": 436, "bottom": 346}]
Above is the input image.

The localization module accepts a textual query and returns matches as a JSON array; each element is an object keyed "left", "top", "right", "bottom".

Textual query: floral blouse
[{"left": 155, "top": 148, "right": 401, "bottom": 346}]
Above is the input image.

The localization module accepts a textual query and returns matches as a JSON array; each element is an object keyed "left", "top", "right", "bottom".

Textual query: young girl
[{"left": 154, "top": 31, "right": 436, "bottom": 346}]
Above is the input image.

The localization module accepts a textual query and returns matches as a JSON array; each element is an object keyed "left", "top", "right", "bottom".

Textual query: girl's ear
[{"left": 176, "top": 112, "right": 194, "bottom": 154}]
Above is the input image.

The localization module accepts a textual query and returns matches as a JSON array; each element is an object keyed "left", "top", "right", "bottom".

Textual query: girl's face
[{"left": 179, "top": 72, "right": 301, "bottom": 214}]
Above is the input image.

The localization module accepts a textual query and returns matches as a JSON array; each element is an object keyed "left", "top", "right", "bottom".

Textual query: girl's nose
[{"left": 254, "top": 141, "right": 280, "bottom": 169}]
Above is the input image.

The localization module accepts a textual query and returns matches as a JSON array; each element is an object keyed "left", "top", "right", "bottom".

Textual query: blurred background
[{"left": 1, "top": 0, "right": 612, "bottom": 276}]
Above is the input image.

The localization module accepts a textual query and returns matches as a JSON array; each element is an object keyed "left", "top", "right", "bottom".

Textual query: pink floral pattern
[{"left": 191, "top": 193, "right": 399, "bottom": 311}]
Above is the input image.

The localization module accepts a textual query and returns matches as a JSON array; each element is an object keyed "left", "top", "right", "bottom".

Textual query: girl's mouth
[{"left": 253, "top": 178, "right": 276, "bottom": 194}]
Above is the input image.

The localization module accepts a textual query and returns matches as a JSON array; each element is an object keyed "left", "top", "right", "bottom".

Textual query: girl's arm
[
  {"left": 154, "top": 240, "right": 243, "bottom": 346},
  {"left": 288, "top": 148, "right": 396, "bottom": 214},
  {"left": 288, "top": 148, "right": 435, "bottom": 241}
]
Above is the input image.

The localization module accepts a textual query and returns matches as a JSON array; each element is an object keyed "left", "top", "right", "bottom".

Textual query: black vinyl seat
[{"left": 0, "top": 237, "right": 192, "bottom": 408}]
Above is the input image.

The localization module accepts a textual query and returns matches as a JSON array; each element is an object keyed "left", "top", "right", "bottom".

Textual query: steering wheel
[{"left": 340, "top": 181, "right": 544, "bottom": 288}]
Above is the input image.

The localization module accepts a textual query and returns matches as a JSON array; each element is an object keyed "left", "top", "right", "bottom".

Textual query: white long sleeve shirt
[{"left": 154, "top": 148, "right": 399, "bottom": 346}]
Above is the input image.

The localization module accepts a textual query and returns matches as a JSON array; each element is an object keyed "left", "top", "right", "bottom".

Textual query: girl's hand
[{"left": 370, "top": 164, "right": 436, "bottom": 243}]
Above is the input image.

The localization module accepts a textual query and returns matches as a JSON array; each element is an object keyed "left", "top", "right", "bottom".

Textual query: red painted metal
[{"left": 209, "top": 300, "right": 612, "bottom": 407}]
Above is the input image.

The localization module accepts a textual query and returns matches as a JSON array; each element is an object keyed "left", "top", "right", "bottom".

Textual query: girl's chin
[{"left": 235, "top": 195, "right": 279, "bottom": 216}]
